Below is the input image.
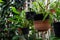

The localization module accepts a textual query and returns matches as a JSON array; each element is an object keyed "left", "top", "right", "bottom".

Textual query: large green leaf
[
  {"left": 0, "top": 0, "right": 3, "bottom": 3},
  {"left": 11, "top": 6, "right": 20, "bottom": 15}
]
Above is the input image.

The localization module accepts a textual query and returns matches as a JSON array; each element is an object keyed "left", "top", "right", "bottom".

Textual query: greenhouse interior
[{"left": 0, "top": 0, "right": 60, "bottom": 40}]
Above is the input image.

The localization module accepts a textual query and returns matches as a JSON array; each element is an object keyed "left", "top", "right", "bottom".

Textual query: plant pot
[
  {"left": 33, "top": 20, "right": 51, "bottom": 31},
  {"left": 53, "top": 22, "right": 60, "bottom": 37},
  {"left": 26, "top": 12, "right": 36, "bottom": 20},
  {"left": 33, "top": 14, "right": 50, "bottom": 31},
  {"left": 21, "top": 27, "right": 29, "bottom": 35}
]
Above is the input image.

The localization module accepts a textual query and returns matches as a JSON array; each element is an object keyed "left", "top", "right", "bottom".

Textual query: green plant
[
  {"left": 19, "top": 9, "right": 29, "bottom": 27},
  {"left": 0, "top": 0, "right": 3, "bottom": 2},
  {"left": 32, "top": 0, "right": 53, "bottom": 22},
  {"left": 8, "top": 6, "right": 29, "bottom": 28},
  {"left": 54, "top": 8, "right": 60, "bottom": 22},
  {"left": 32, "top": 1, "right": 45, "bottom": 14},
  {"left": 0, "top": 0, "right": 29, "bottom": 40},
  {"left": 50, "top": 1, "right": 60, "bottom": 22}
]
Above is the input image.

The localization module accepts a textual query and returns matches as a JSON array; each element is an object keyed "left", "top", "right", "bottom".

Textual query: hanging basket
[
  {"left": 53, "top": 22, "right": 60, "bottom": 37},
  {"left": 33, "top": 20, "right": 51, "bottom": 31},
  {"left": 21, "top": 27, "right": 29, "bottom": 35}
]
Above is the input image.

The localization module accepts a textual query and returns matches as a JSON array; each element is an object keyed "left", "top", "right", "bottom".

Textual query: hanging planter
[
  {"left": 33, "top": 14, "right": 50, "bottom": 31},
  {"left": 53, "top": 22, "right": 60, "bottom": 37},
  {"left": 31, "top": 1, "right": 52, "bottom": 31},
  {"left": 21, "top": 27, "right": 29, "bottom": 35},
  {"left": 17, "top": 27, "right": 29, "bottom": 35}
]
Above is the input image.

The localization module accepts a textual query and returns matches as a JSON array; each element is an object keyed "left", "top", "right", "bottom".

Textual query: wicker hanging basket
[{"left": 33, "top": 19, "right": 51, "bottom": 31}]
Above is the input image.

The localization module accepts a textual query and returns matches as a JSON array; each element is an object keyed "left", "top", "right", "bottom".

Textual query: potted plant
[
  {"left": 51, "top": 1, "right": 60, "bottom": 37},
  {"left": 31, "top": 0, "right": 52, "bottom": 31}
]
